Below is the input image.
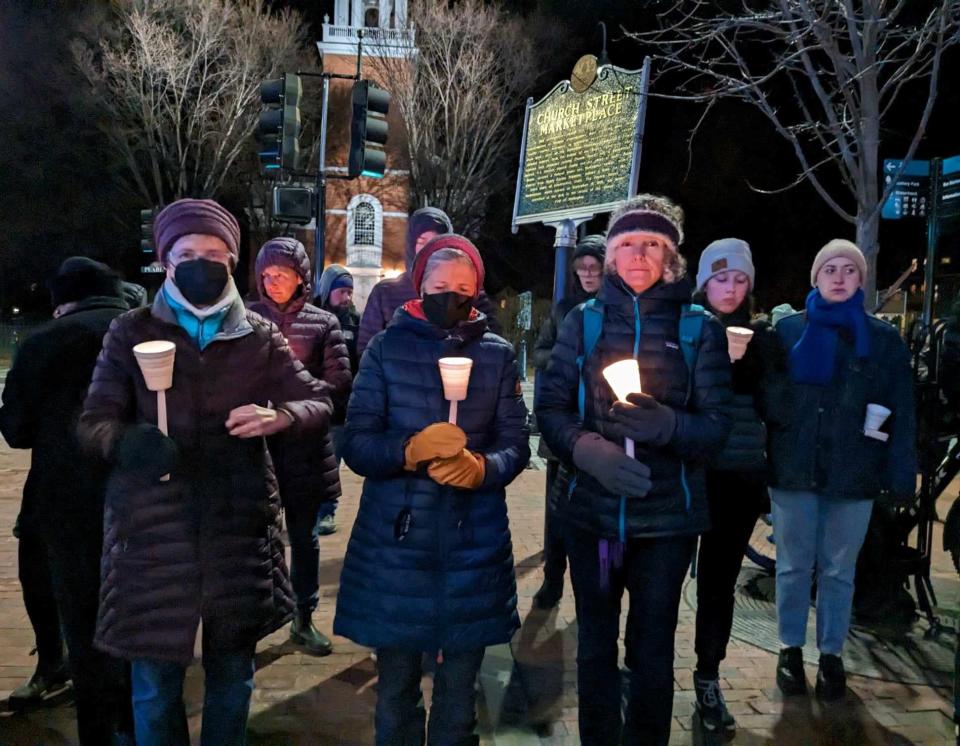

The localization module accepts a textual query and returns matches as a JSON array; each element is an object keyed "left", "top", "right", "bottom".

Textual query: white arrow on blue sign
[{"left": 882, "top": 159, "right": 930, "bottom": 220}]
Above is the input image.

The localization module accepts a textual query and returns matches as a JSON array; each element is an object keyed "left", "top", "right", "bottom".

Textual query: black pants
[
  {"left": 42, "top": 521, "right": 131, "bottom": 744},
  {"left": 694, "top": 470, "right": 767, "bottom": 677},
  {"left": 17, "top": 522, "right": 64, "bottom": 673},
  {"left": 542, "top": 460, "right": 566, "bottom": 582},
  {"left": 375, "top": 647, "right": 484, "bottom": 746},
  {"left": 567, "top": 523, "right": 695, "bottom": 746}
]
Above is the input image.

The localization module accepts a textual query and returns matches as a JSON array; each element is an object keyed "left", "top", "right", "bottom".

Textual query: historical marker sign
[{"left": 512, "top": 58, "right": 651, "bottom": 230}]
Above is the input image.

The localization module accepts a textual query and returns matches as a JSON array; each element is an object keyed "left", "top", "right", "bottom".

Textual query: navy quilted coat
[
  {"left": 249, "top": 238, "right": 352, "bottom": 507},
  {"left": 334, "top": 306, "right": 529, "bottom": 653},
  {"left": 536, "top": 275, "right": 732, "bottom": 539},
  {"left": 78, "top": 292, "right": 331, "bottom": 664}
]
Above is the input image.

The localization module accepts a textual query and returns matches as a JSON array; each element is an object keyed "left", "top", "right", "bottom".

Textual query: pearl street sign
[{"left": 511, "top": 58, "right": 650, "bottom": 230}]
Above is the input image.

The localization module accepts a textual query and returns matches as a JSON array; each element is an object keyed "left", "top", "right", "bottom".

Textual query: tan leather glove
[
  {"left": 427, "top": 449, "right": 486, "bottom": 489},
  {"left": 404, "top": 422, "right": 467, "bottom": 471}
]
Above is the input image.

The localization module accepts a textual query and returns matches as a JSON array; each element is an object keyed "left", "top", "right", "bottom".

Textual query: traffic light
[
  {"left": 140, "top": 208, "right": 157, "bottom": 254},
  {"left": 348, "top": 80, "right": 390, "bottom": 179},
  {"left": 258, "top": 73, "right": 302, "bottom": 174}
]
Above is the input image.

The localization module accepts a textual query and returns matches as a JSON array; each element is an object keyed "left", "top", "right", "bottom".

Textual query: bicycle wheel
[{"left": 745, "top": 512, "right": 776, "bottom": 572}]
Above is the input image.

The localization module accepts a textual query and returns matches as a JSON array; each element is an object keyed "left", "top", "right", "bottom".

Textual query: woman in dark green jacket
[{"left": 763, "top": 239, "right": 916, "bottom": 702}]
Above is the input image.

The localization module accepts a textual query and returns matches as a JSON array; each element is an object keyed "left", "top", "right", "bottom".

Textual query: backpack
[{"left": 576, "top": 298, "right": 705, "bottom": 420}]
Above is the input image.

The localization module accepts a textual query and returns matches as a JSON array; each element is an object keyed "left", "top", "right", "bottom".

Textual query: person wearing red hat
[
  {"left": 79, "top": 198, "right": 333, "bottom": 746},
  {"left": 334, "top": 234, "right": 529, "bottom": 745}
]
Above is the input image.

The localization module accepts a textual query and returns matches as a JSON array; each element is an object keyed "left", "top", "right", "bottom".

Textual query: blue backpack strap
[
  {"left": 577, "top": 299, "right": 604, "bottom": 420},
  {"left": 678, "top": 303, "right": 705, "bottom": 405}
]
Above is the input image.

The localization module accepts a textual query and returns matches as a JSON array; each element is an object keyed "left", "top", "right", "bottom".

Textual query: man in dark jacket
[
  {"left": 250, "top": 238, "right": 351, "bottom": 655},
  {"left": 79, "top": 199, "right": 332, "bottom": 746},
  {"left": 531, "top": 234, "right": 605, "bottom": 608},
  {"left": 356, "top": 207, "right": 502, "bottom": 357},
  {"left": 0, "top": 257, "right": 132, "bottom": 743},
  {"left": 537, "top": 195, "right": 732, "bottom": 745},
  {"left": 316, "top": 264, "right": 360, "bottom": 379}
]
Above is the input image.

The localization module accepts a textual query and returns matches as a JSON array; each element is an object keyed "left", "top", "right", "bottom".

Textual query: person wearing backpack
[
  {"left": 690, "top": 239, "right": 787, "bottom": 735},
  {"left": 537, "top": 195, "right": 732, "bottom": 746}
]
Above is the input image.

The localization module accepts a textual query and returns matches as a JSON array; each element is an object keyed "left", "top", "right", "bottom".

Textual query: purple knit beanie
[{"left": 154, "top": 198, "right": 241, "bottom": 265}]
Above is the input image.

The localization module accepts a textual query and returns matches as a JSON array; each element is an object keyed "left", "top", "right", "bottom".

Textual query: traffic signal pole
[{"left": 314, "top": 75, "right": 330, "bottom": 290}]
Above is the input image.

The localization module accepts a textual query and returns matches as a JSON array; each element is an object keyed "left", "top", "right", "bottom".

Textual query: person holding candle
[
  {"left": 335, "top": 234, "right": 529, "bottom": 745},
  {"left": 78, "top": 199, "right": 332, "bottom": 746},
  {"left": 689, "top": 238, "right": 787, "bottom": 735},
  {"left": 531, "top": 234, "right": 606, "bottom": 609},
  {"left": 761, "top": 239, "right": 916, "bottom": 701},
  {"left": 356, "top": 207, "right": 502, "bottom": 358},
  {"left": 537, "top": 195, "right": 732, "bottom": 746},
  {"left": 250, "top": 237, "right": 352, "bottom": 656}
]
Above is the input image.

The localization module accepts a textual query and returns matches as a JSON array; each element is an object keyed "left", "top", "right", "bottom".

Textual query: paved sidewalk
[{"left": 0, "top": 436, "right": 957, "bottom": 744}]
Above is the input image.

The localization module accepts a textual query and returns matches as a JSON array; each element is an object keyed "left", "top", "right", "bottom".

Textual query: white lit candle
[
  {"left": 133, "top": 340, "right": 177, "bottom": 480},
  {"left": 438, "top": 357, "right": 473, "bottom": 425},
  {"left": 603, "top": 359, "right": 642, "bottom": 458}
]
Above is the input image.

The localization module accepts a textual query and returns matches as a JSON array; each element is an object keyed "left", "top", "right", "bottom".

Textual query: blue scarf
[
  {"left": 162, "top": 284, "right": 230, "bottom": 351},
  {"left": 789, "top": 288, "right": 870, "bottom": 385}
]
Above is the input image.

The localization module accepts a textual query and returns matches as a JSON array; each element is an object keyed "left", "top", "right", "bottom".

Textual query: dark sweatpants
[
  {"left": 694, "top": 470, "right": 767, "bottom": 677},
  {"left": 567, "top": 523, "right": 695, "bottom": 746}
]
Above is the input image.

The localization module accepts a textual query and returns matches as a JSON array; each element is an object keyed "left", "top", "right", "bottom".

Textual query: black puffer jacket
[
  {"left": 537, "top": 275, "right": 732, "bottom": 538},
  {"left": 79, "top": 290, "right": 331, "bottom": 664},
  {"left": 693, "top": 294, "right": 787, "bottom": 477},
  {"left": 249, "top": 238, "right": 352, "bottom": 506}
]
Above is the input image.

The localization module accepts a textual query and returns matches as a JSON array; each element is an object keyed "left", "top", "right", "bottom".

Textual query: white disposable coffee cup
[
  {"left": 438, "top": 357, "right": 473, "bottom": 402},
  {"left": 726, "top": 326, "right": 754, "bottom": 362},
  {"left": 133, "top": 341, "right": 176, "bottom": 392},
  {"left": 864, "top": 403, "right": 892, "bottom": 432}
]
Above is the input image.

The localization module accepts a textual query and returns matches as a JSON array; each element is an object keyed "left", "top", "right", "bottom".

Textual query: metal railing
[{"left": 322, "top": 23, "right": 415, "bottom": 46}]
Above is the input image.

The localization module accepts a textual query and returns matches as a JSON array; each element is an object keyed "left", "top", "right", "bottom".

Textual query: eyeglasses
[{"left": 575, "top": 267, "right": 602, "bottom": 277}]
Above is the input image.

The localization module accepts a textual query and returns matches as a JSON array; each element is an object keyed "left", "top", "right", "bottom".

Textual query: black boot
[
  {"left": 815, "top": 654, "right": 846, "bottom": 701},
  {"left": 693, "top": 671, "right": 735, "bottom": 734},
  {"left": 532, "top": 575, "right": 563, "bottom": 609},
  {"left": 8, "top": 664, "right": 71, "bottom": 710},
  {"left": 290, "top": 608, "right": 332, "bottom": 656},
  {"left": 776, "top": 647, "right": 807, "bottom": 695}
]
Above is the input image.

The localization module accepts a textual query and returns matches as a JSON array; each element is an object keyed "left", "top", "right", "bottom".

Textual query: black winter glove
[
  {"left": 113, "top": 423, "right": 178, "bottom": 481},
  {"left": 607, "top": 392, "right": 677, "bottom": 446},
  {"left": 572, "top": 432, "right": 653, "bottom": 497}
]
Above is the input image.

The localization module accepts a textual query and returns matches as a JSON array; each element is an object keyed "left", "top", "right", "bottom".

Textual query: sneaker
[
  {"left": 532, "top": 576, "right": 563, "bottom": 609},
  {"left": 316, "top": 514, "right": 337, "bottom": 536},
  {"left": 776, "top": 646, "right": 807, "bottom": 695},
  {"left": 290, "top": 610, "right": 333, "bottom": 656},
  {"left": 8, "top": 666, "right": 71, "bottom": 710},
  {"left": 693, "top": 672, "right": 735, "bottom": 733},
  {"left": 815, "top": 654, "right": 846, "bottom": 701}
]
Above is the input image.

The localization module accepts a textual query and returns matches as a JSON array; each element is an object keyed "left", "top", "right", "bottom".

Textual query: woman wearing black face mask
[{"left": 335, "top": 234, "right": 530, "bottom": 745}]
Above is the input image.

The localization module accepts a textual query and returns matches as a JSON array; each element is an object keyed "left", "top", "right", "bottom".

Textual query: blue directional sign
[
  {"left": 940, "top": 155, "right": 960, "bottom": 222},
  {"left": 882, "top": 159, "right": 929, "bottom": 220}
]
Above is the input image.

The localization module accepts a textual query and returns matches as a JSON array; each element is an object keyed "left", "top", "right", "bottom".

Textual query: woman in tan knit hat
[{"left": 761, "top": 238, "right": 916, "bottom": 702}]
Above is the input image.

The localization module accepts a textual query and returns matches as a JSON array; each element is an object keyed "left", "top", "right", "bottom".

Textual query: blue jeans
[
  {"left": 771, "top": 489, "right": 873, "bottom": 655},
  {"left": 285, "top": 502, "right": 322, "bottom": 611},
  {"left": 566, "top": 524, "right": 695, "bottom": 746},
  {"left": 130, "top": 650, "right": 254, "bottom": 746},
  {"left": 375, "top": 647, "right": 484, "bottom": 746}
]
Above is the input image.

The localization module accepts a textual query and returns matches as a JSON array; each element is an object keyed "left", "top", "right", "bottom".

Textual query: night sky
[{"left": 1, "top": 1, "right": 958, "bottom": 316}]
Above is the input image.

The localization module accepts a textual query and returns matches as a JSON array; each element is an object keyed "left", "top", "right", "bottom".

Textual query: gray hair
[
  {"left": 605, "top": 194, "right": 687, "bottom": 283},
  {"left": 420, "top": 248, "right": 476, "bottom": 293}
]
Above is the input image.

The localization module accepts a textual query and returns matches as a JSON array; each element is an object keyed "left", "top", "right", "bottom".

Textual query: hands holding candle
[{"left": 604, "top": 359, "right": 676, "bottom": 447}]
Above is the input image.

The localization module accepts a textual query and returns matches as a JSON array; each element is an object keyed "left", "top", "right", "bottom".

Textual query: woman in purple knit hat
[{"left": 79, "top": 198, "right": 332, "bottom": 746}]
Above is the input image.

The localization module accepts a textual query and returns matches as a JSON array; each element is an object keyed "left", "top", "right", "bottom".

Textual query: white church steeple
[{"left": 320, "top": 0, "right": 413, "bottom": 58}]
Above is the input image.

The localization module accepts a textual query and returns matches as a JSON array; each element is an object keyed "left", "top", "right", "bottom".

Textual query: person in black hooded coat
[
  {"left": 531, "top": 234, "right": 605, "bottom": 608},
  {"left": 0, "top": 256, "right": 133, "bottom": 743},
  {"left": 356, "top": 207, "right": 501, "bottom": 357},
  {"left": 249, "top": 237, "right": 352, "bottom": 656}
]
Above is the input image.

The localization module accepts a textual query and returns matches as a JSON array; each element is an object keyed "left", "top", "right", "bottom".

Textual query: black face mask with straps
[
  {"left": 174, "top": 259, "right": 229, "bottom": 306},
  {"left": 422, "top": 291, "right": 473, "bottom": 329}
]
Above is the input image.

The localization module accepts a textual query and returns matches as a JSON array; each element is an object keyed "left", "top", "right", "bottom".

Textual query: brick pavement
[{"left": 0, "top": 432, "right": 957, "bottom": 744}]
